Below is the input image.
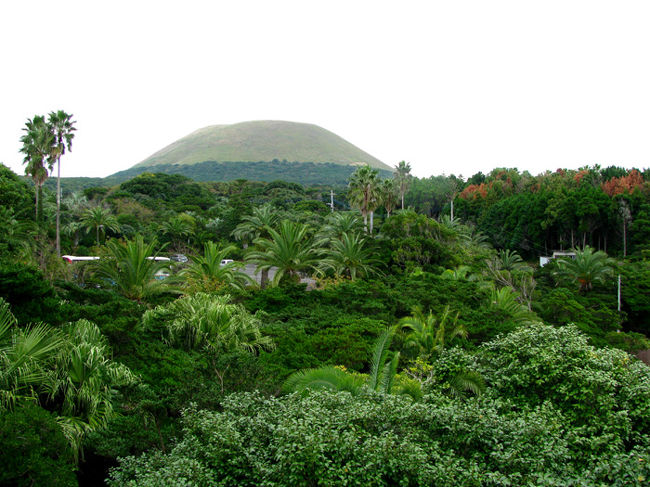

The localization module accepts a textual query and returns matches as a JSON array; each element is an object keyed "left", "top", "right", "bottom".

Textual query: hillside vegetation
[
  {"left": 134, "top": 120, "right": 390, "bottom": 170},
  {"left": 1, "top": 159, "right": 650, "bottom": 486}
]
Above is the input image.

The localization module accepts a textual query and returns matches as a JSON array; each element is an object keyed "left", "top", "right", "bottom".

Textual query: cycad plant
[
  {"left": 553, "top": 246, "right": 614, "bottom": 292},
  {"left": 319, "top": 232, "right": 382, "bottom": 280},
  {"left": 246, "top": 220, "right": 322, "bottom": 287},
  {"left": 94, "top": 235, "right": 173, "bottom": 301},
  {"left": 182, "top": 241, "right": 252, "bottom": 292},
  {"left": 283, "top": 327, "right": 421, "bottom": 399},
  {"left": 232, "top": 205, "right": 279, "bottom": 287}
]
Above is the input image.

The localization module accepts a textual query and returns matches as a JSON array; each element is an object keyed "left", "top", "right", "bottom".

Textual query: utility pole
[
  {"left": 617, "top": 274, "right": 621, "bottom": 312},
  {"left": 330, "top": 190, "right": 334, "bottom": 213}
]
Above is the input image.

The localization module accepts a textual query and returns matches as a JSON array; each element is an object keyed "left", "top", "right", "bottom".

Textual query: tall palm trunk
[
  {"left": 56, "top": 155, "right": 61, "bottom": 256},
  {"left": 34, "top": 185, "right": 39, "bottom": 221},
  {"left": 37, "top": 184, "right": 44, "bottom": 224},
  {"left": 369, "top": 211, "right": 374, "bottom": 234}
]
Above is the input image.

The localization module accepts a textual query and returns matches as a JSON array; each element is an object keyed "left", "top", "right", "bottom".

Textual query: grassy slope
[{"left": 133, "top": 120, "right": 391, "bottom": 171}]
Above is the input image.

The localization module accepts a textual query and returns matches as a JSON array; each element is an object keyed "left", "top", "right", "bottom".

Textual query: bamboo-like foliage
[
  {"left": 489, "top": 286, "right": 539, "bottom": 324},
  {"left": 182, "top": 241, "right": 252, "bottom": 292},
  {"left": 399, "top": 306, "right": 467, "bottom": 360}
]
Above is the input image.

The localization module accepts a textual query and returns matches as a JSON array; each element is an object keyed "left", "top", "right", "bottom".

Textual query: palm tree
[
  {"left": 380, "top": 178, "right": 399, "bottom": 218},
  {"left": 398, "top": 306, "right": 486, "bottom": 397},
  {"left": 232, "top": 205, "right": 278, "bottom": 287},
  {"left": 232, "top": 205, "right": 278, "bottom": 246},
  {"left": 282, "top": 365, "right": 366, "bottom": 395},
  {"left": 553, "top": 246, "right": 615, "bottom": 292},
  {"left": 142, "top": 293, "right": 273, "bottom": 392},
  {"left": 20, "top": 115, "right": 55, "bottom": 222},
  {"left": 246, "top": 220, "right": 322, "bottom": 287},
  {"left": 53, "top": 319, "right": 136, "bottom": 458},
  {"left": 496, "top": 249, "right": 526, "bottom": 272},
  {"left": 160, "top": 214, "right": 194, "bottom": 251},
  {"left": 283, "top": 328, "right": 416, "bottom": 398},
  {"left": 93, "top": 235, "right": 173, "bottom": 301},
  {"left": 143, "top": 293, "right": 274, "bottom": 355},
  {"left": 316, "top": 212, "right": 363, "bottom": 243},
  {"left": 398, "top": 306, "right": 467, "bottom": 360},
  {"left": 489, "top": 286, "right": 538, "bottom": 324},
  {"left": 0, "top": 298, "right": 63, "bottom": 411},
  {"left": 319, "top": 232, "right": 382, "bottom": 280},
  {"left": 348, "top": 165, "right": 381, "bottom": 233},
  {"left": 181, "top": 241, "right": 253, "bottom": 292},
  {"left": 394, "top": 160, "right": 412, "bottom": 210},
  {"left": 81, "top": 206, "right": 120, "bottom": 245},
  {"left": 440, "top": 265, "right": 476, "bottom": 281},
  {"left": 48, "top": 111, "right": 76, "bottom": 257}
]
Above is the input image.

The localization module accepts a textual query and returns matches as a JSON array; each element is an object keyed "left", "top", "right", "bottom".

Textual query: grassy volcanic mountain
[{"left": 133, "top": 120, "right": 390, "bottom": 171}]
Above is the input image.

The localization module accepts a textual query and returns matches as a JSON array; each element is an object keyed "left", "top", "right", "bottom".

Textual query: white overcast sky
[{"left": 1, "top": 0, "right": 649, "bottom": 179}]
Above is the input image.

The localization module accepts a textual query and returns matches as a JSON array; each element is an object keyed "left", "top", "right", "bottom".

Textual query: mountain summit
[{"left": 133, "top": 120, "right": 390, "bottom": 171}]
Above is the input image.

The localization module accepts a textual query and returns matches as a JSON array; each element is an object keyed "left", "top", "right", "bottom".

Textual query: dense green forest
[{"left": 1, "top": 154, "right": 650, "bottom": 485}]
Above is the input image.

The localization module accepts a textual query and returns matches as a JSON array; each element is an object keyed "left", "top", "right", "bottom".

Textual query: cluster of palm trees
[
  {"left": 19, "top": 111, "right": 76, "bottom": 256},
  {"left": 347, "top": 161, "right": 411, "bottom": 234},
  {"left": 0, "top": 298, "right": 135, "bottom": 459},
  {"left": 74, "top": 208, "right": 382, "bottom": 303}
]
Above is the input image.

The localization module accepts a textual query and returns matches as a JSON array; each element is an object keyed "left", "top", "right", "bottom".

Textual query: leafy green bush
[
  {"left": 0, "top": 403, "right": 76, "bottom": 486},
  {"left": 108, "top": 387, "right": 650, "bottom": 486},
  {"left": 0, "top": 263, "right": 62, "bottom": 325}
]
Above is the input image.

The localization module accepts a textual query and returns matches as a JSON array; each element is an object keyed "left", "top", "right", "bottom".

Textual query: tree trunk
[
  {"left": 401, "top": 192, "right": 404, "bottom": 210},
  {"left": 56, "top": 156, "right": 61, "bottom": 256},
  {"left": 450, "top": 198, "right": 454, "bottom": 221},
  {"left": 37, "top": 185, "right": 43, "bottom": 224},
  {"left": 369, "top": 211, "right": 374, "bottom": 234},
  {"left": 363, "top": 212, "right": 368, "bottom": 233},
  {"left": 261, "top": 268, "right": 269, "bottom": 289},
  {"left": 34, "top": 184, "right": 39, "bottom": 221},
  {"left": 623, "top": 221, "right": 627, "bottom": 257}
]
